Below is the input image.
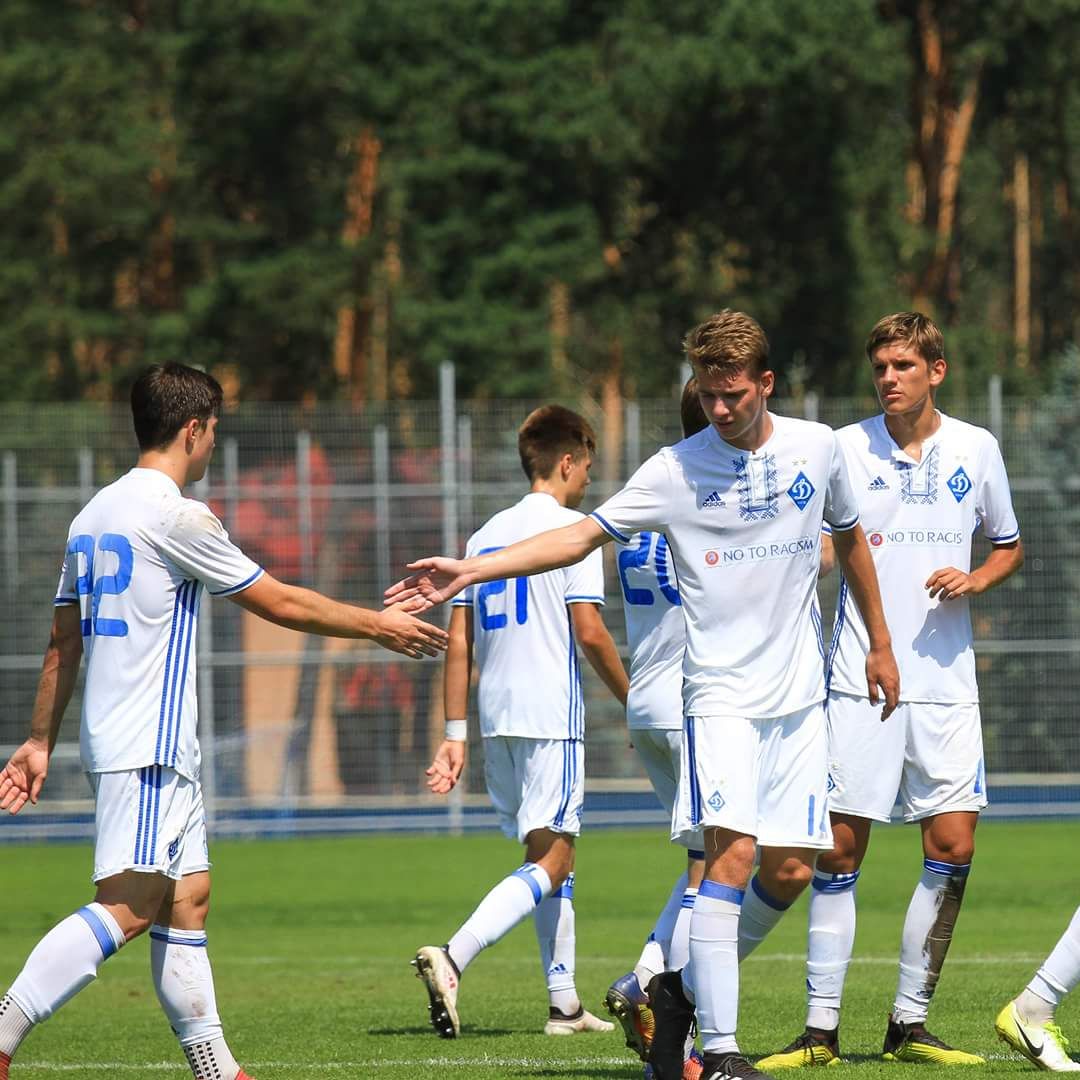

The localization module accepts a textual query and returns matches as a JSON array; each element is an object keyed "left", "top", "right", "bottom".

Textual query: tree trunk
[
  {"left": 1013, "top": 151, "right": 1031, "bottom": 370},
  {"left": 601, "top": 338, "right": 623, "bottom": 491}
]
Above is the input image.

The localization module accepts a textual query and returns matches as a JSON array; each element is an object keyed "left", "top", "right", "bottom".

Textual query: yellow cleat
[
  {"left": 758, "top": 1029, "right": 842, "bottom": 1070},
  {"left": 882, "top": 1018, "right": 985, "bottom": 1065},
  {"left": 995, "top": 1000, "right": 1080, "bottom": 1071}
]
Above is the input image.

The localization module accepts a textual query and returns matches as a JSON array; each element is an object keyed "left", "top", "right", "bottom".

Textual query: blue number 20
[
  {"left": 67, "top": 532, "right": 134, "bottom": 637},
  {"left": 618, "top": 532, "right": 680, "bottom": 608},
  {"left": 476, "top": 545, "right": 528, "bottom": 631}
]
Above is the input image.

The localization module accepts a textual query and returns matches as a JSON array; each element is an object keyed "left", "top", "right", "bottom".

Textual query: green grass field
[{"left": 2, "top": 822, "right": 1078, "bottom": 1078}]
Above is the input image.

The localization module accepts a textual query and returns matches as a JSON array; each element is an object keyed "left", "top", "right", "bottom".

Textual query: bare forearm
[
  {"left": 834, "top": 528, "right": 891, "bottom": 649},
  {"left": 463, "top": 522, "right": 605, "bottom": 588},
  {"left": 246, "top": 583, "right": 382, "bottom": 638},
  {"left": 29, "top": 642, "right": 81, "bottom": 751},
  {"left": 443, "top": 623, "right": 472, "bottom": 719},
  {"left": 970, "top": 542, "right": 1023, "bottom": 593},
  {"left": 579, "top": 636, "right": 630, "bottom": 707}
]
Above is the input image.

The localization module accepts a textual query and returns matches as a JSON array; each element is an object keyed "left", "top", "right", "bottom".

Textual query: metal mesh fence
[{"left": 1, "top": 376, "right": 1078, "bottom": 838}]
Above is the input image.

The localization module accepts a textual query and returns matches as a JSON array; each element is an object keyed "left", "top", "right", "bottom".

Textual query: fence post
[
  {"left": 3, "top": 452, "right": 17, "bottom": 605},
  {"left": 77, "top": 448, "right": 94, "bottom": 505},
  {"left": 989, "top": 374, "right": 1004, "bottom": 445},
  {"left": 457, "top": 415, "right": 473, "bottom": 540},
  {"left": 374, "top": 424, "right": 391, "bottom": 592},
  {"left": 440, "top": 362, "right": 464, "bottom": 835},
  {"left": 624, "top": 400, "right": 641, "bottom": 477},
  {"left": 193, "top": 471, "right": 218, "bottom": 829},
  {"left": 297, "top": 431, "right": 314, "bottom": 588}
]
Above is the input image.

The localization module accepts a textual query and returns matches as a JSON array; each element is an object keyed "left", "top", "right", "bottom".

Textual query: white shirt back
[
  {"left": 453, "top": 492, "right": 606, "bottom": 740},
  {"left": 619, "top": 531, "right": 685, "bottom": 730},
  {"left": 825, "top": 412, "right": 1020, "bottom": 703},
  {"left": 592, "top": 415, "right": 859, "bottom": 719},
  {"left": 55, "top": 468, "right": 263, "bottom": 779}
]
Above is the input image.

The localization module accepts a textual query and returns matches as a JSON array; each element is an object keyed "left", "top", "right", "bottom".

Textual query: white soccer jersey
[
  {"left": 452, "top": 492, "right": 605, "bottom": 740},
  {"left": 54, "top": 468, "right": 263, "bottom": 780},
  {"left": 592, "top": 415, "right": 859, "bottom": 719},
  {"left": 825, "top": 411, "right": 1020, "bottom": 703},
  {"left": 619, "top": 531, "right": 685, "bottom": 730}
]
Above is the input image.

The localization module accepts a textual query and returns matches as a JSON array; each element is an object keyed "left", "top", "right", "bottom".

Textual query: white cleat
[
  {"left": 412, "top": 945, "right": 460, "bottom": 1039},
  {"left": 544, "top": 1006, "right": 616, "bottom": 1036},
  {"left": 996, "top": 1001, "right": 1080, "bottom": 1071}
]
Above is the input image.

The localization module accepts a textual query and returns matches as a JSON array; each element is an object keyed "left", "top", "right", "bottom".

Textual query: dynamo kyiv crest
[
  {"left": 947, "top": 465, "right": 972, "bottom": 503},
  {"left": 788, "top": 471, "right": 815, "bottom": 511}
]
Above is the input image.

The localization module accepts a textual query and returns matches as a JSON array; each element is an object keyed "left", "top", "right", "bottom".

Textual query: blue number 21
[
  {"left": 476, "top": 545, "right": 528, "bottom": 631},
  {"left": 67, "top": 533, "right": 134, "bottom": 637}
]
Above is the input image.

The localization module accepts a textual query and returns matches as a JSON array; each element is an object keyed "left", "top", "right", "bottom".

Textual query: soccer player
[
  {"left": 388, "top": 310, "right": 899, "bottom": 1080},
  {"left": 996, "top": 906, "right": 1080, "bottom": 1071},
  {"left": 603, "top": 378, "right": 708, "bottom": 1079},
  {"left": 757, "top": 312, "right": 1023, "bottom": 1070},
  {"left": 412, "top": 405, "right": 627, "bottom": 1040},
  {"left": 0, "top": 363, "right": 448, "bottom": 1080}
]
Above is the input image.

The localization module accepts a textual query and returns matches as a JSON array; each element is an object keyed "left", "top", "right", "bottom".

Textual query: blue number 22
[
  {"left": 67, "top": 532, "right": 134, "bottom": 637},
  {"left": 476, "top": 545, "right": 528, "bottom": 630}
]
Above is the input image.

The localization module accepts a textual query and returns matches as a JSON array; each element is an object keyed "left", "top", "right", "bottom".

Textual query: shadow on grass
[{"left": 367, "top": 1025, "right": 518, "bottom": 1037}]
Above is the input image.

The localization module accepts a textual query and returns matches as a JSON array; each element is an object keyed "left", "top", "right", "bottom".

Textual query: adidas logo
[
  {"left": 868, "top": 476, "right": 889, "bottom": 491},
  {"left": 701, "top": 490, "right": 726, "bottom": 509},
  {"left": 548, "top": 963, "right": 568, "bottom": 975}
]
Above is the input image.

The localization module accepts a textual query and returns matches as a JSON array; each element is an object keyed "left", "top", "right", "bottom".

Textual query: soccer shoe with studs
[
  {"left": 605, "top": 971, "right": 656, "bottom": 1060},
  {"left": 543, "top": 1005, "right": 615, "bottom": 1035},
  {"left": 0, "top": 1051, "right": 9, "bottom": 1080},
  {"left": 882, "top": 1017, "right": 985, "bottom": 1065},
  {"left": 236, "top": 1072, "right": 257, "bottom": 1080},
  {"left": 995, "top": 1000, "right": 1080, "bottom": 1071},
  {"left": 647, "top": 972, "right": 697, "bottom": 1080},
  {"left": 757, "top": 1027, "right": 842, "bottom": 1069},
  {"left": 412, "top": 945, "right": 460, "bottom": 1038},
  {"left": 701, "top": 1050, "right": 771, "bottom": 1080},
  {"left": 644, "top": 1046, "right": 705, "bottom": 1080}
]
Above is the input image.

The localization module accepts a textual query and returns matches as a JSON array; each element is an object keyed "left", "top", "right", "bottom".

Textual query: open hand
[
  {"left": 426, "top": 739, "right": 466, "bottom": 794},
  {"left": 865, "top": 643, "right": 900, "bottom": 721},
  {"left": 384, "top": 558, "right": 471, "bottom": 612},
  {"left": 373, "top": 604, "right": 449, "bottom": 658},
  {"left": 0, "top": 739, "right": 50, "bottom": 814},
  {"left": 926, "top": 565, "right": 980, "bottom": 601}
]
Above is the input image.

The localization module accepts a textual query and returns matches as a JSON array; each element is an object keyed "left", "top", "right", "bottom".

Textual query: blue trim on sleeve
[
  {"left": 687, "top": 848, "right": 706, "bottom": 861},
  {"left": 826, "top": 514, "right": 860, "bottom": 532},
  {"left": 589, "top": 512, "right": 631, "bottom": 544},
  {"left": 77, "top": 906, "right": 120, "bottom": 960},
  {"left": 987, "top": 530, "right": 1020, "bottom": 544},
  {"left": 699, "top": 880, "right": 745, "bottom": 906},
  {"left": 565, "top": 595, "right": 605, "bottom": 604},
  {"left": 210, "top": 567, "right": 265, "bottom": 597},
  {"left": 53, "top": 598, "right": 78, "bottom": 606},
  {"left": 750, "top": 874, "right": 791, "bottom": 911}
]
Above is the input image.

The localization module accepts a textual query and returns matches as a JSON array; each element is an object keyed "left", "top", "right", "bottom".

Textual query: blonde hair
[{"left": 683, "top": 310, "right": 770, "bottom": 379}]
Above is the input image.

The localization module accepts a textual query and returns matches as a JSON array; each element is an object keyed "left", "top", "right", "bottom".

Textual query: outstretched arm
[
  {"left": 926, "top": 540, "right": 1023, "bottom": 600},
  {"left": 386, "top": 517, "right": 610, "bottom": 611},
  {"left": 427, "top": 606, "right": 472, "bottom": 795},
  {"left": 230, "top": 573, "right": 448, "bottom": 658},
  {"left": 570, "top": 603, "right": 629, "bottom": 707},
  {"left": 831, "top": 524, "right": 900, "bottom": 719},
  {"left": 0, "top": 604, "right": 83, "bottom": 813}
]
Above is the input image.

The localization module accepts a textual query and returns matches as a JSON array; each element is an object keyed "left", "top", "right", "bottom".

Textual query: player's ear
[
  {"left": 929, "top": 357, "right": 947, "bottom": 387},
  {"left": 558, "top": 451, "right": 575, "bottom": 479},
  {"left": 759, "top": 369, "right": 776, "bottom": 397}
]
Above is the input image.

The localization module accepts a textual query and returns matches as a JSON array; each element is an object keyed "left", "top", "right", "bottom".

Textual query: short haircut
[
  {"left": 131, "top": 363, "right": 224, "bottom": 451},
  {"left": 517, "top": 404, "right": 597, "bottom": 482},
  {"left": 680, "top": 376, "right": 709, "bottom": 438},
  {"left": 865, "top": 311, "right": 944, "bottom": 364},
  {"left": 683, "top": 309, "right": 770, "bottom": 380}
]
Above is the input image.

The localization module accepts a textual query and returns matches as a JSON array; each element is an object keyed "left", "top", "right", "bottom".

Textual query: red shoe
[
  {"left": 0, "top": 1051, "right": 10, "bottom": 1080},
  {"left": 236, "top": 1071, "right": 256, "bottom": 1080}
]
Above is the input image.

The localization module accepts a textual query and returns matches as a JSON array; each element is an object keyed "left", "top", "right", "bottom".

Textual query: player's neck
[
  {"left": 530, "top": 479, "right": 569, "bottom": 507},
  {"left": 719, "top": 409, "right": 774, "bottom": 453},
  {"left": 883, "top": 399, "right": 940, "bottom": 460},
  {"left": 135, "top": 451, "right": 190, "bottom": 492}
]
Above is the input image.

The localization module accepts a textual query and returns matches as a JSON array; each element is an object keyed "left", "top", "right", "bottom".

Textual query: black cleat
[
  {"left": 647, "top": 971, "right": 696, "bottom": 1080},
  {"left": 702, "top": 1051, "right": 771, "bottom": 1080}
]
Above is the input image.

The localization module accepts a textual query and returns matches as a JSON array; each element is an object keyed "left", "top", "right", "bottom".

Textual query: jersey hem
[
  {"left": 589, "top": 511, "right": 631, "bottom": 543},
  {"left": 84, "top": 761, "right": 200, "bottom": 782},
  {"left": 684, "top": 693, "right": 826, "bottom": 721},
  {"left": 826, "top": 686, "right": 980, "bottom": 706},
  {"left": 565, "top": 595, "right": 605, "bottom": 604}
]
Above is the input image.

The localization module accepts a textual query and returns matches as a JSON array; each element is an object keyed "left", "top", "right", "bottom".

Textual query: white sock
[
  {"left": 0, "top": 995, "right": 33, "bottom": 1058},
  {"left": 690, "top": 881, "right": 742, "bottom": 1055},
  {"left": 5, "top": 903, "right": 125, "bottom": 1045},
  {"left": 1023, "top": 905, "right": 1080, "bottom": 1019},
  {"left": 805, "top": 870, "right": 859, "bottom": 1030},
  {"left": 634, "top": 871, "right": 689, "bottom": 986},
  {"left": 150, "top": 923, "right": 242, "bottom": 1080},
  {"left": 447, "top": 862, "right": 552, "bottom": 973},
  {"left": 535, "top": 873, "right": 579, "bottom": 1015},
  {"left": 669, "top": 888, "right": 698, "bottom": 973},
  {"left": 893, "top": 859, "right": 970, "bottom": 1024},
  {"left": 737, "top": 875, "right": 791, "bottom": 962}
]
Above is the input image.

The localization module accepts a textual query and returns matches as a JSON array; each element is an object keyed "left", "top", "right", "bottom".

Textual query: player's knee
[
  {"left": 926, "top": 835, "right": 974, "bottom": 866},
  {"left": 761, "top": 858, "right": 814, "bottom": 903}
]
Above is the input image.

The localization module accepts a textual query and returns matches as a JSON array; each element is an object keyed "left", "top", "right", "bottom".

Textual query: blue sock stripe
[
  {"left": 680, "top": 891, "right": 697, "bottom": 909},
  {"left": 811, "top": 870, "right": 861, "bottom": 893},
  {"left": 512, "top": 863, "right": 544, "bottom": 905},
  {"left": 924, "top": 858, "right": 971, "bottom": 878},
  {"left": 698, "top": 880, "right": 745, "bottom": 905},
  {"left": 687, "top": 849, "right": 706, "bottom": 861},
  {"left": 76, "top": 906, "right": 120, "bottom": 960},
  {"left": 149, "top": 928, "right": 208, "bottom": 947},
  {"left": 555, "top": 873, "right": 575, "bottom": 900},
  {"left": 750, "top": 874, "right": 792, "bottom": 911}
]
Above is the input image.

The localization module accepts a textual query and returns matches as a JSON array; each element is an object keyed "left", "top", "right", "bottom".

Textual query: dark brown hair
[
  {"left": 131, "top": 363, "right": 223, "bottom": 451},
  {"left": 680, "top": 376, "right": 709, "bottom": 438},
  {"left": 518, "top": 405, "right": 597, "bottom": 482},
  {"left": 865, "top": 311, "right": 944, "bottom": 364}
]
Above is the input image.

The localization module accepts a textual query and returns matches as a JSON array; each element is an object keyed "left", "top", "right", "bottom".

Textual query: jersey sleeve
[
  {"left": 159, "top": 500, "right": 264, "bottom": 596},
  {"left": 976, "top": 436, "right": 1020, "bottom": 544},
  {"left": 564, "top": 544, "right": 605, "bottom": 605},
  {"left": 590, "top": 452, "right": 671, "bottom": 543},
  {"left": 54, "top": 535, "right": 79, "bottom": 605},
  {"left": 823, "top": 434, "right": 860, "bottom": 531}
]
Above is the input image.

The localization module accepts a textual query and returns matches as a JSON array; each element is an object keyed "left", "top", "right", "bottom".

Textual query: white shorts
[
  {"left": 483, "top": 736, "right": 584, "bottom": 844},
  {"left": 674, "top": 704, "right": 833, "bottom": 850},
  {"left": 631, "top": 728, "right": 704, "bottom": 851},
  {"left": 90, "top": 766, "right": 210, "bottom": 883},
  {"left": 826, "top": 692, "right": 987, "bottom": 824}
]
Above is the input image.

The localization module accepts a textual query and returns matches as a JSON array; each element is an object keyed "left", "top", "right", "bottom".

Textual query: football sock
[
  {"left": 893, "top": 859, "right": 970, "bottom": 1024},
  {"left": 0, "top": 996, "right": 32, "bottom": 1059},
  {"left": 805, "top": 870, "right": 859, "bottom": 1031},
  {"left": 150, "top": 923, "right": 243, "bottom": 1080},
  {"left": 690, "top": 881, "right": 742, "bottom": 1055},
  {"left": 535, "top": 873, "right": 579, "bottom": 1015},
  {"left": 669, "top": 887, "right": 698, "bottom": 973},
  {"left": 448, "top": 862, "right": 553, "bottom": 973},
  {"left": 634, "top": 871, "right": 688, "bottom": 986},
  {"left": 2, "top": 903, "right": 125, "bottom": 1054},
  {"left": 1021, "top": 904, "right": 1080, "bottom": 1021},
  {"left": 737, "top": 874, "right": 791, "bottom": 961}
]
